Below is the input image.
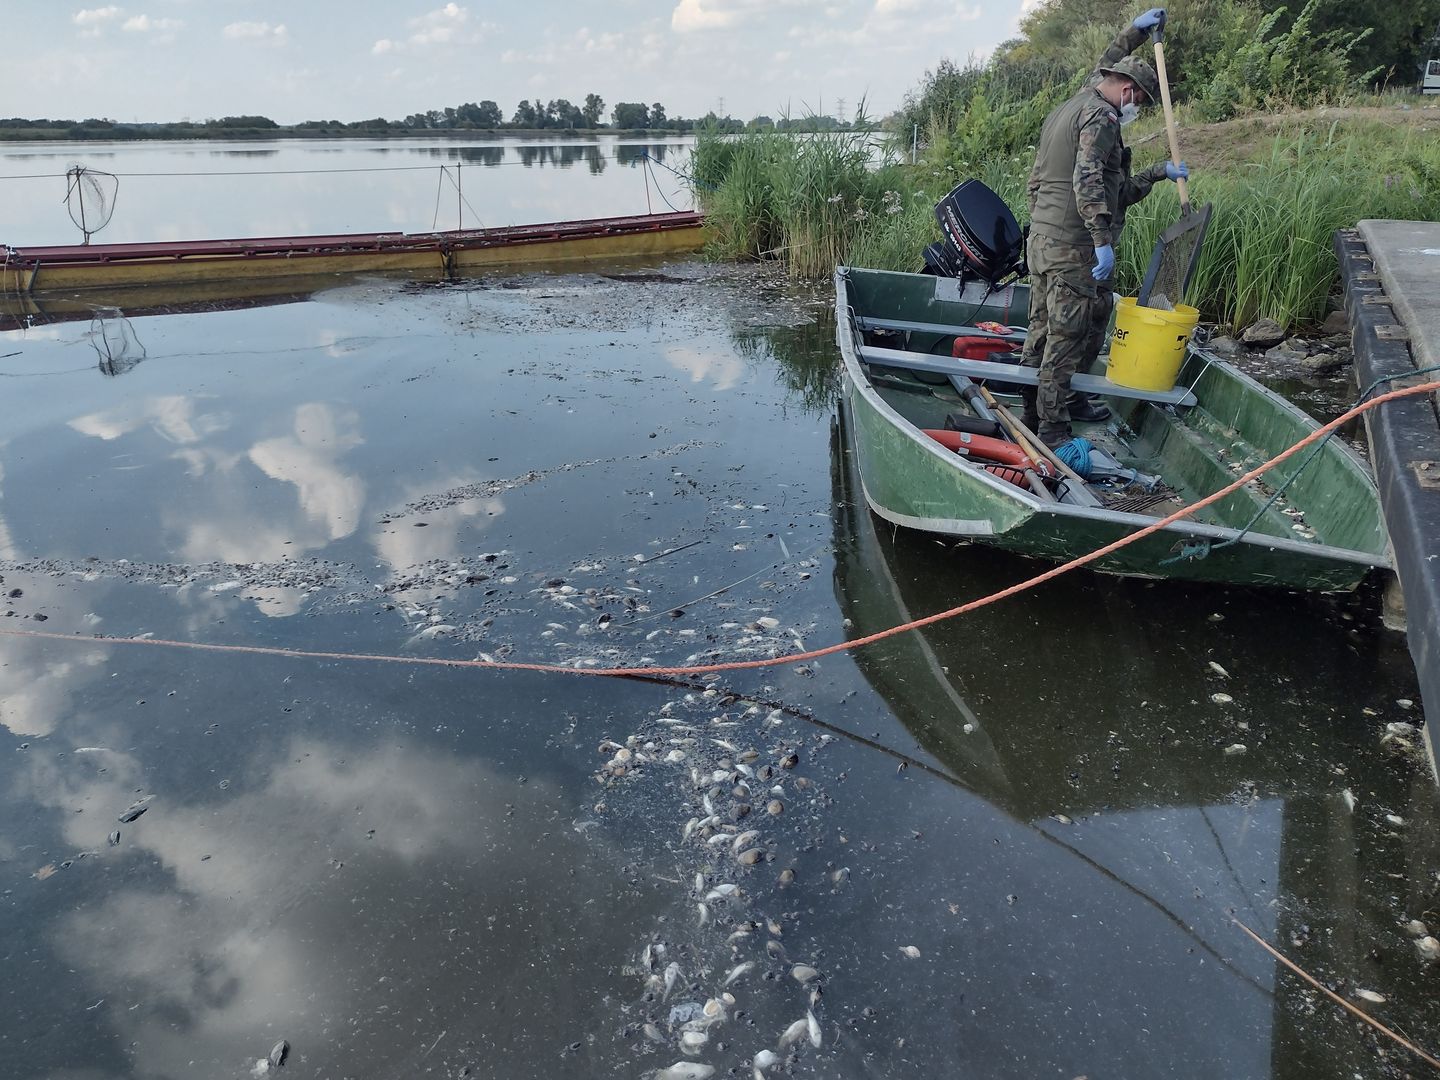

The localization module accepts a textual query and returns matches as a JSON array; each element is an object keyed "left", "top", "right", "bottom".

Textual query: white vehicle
[{"left": 1425, "top": 58, "right": 1440, "bottom": 95}]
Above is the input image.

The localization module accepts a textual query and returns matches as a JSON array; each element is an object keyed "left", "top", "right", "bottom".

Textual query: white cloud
[
  {"left": 371, "top": 4, "right": 493, "bottom": 55},
  {"left": 73, "top": 5, "right": 122, "bottom": 35},
  {"left": 223, "top": 21, "right": 289, "bottom": 44},
  {"left": 875, "top": 0, "right": 923, "bottom": 12},
  {"left": 671, "top": 0, "right": 739, "bottom": 32}
]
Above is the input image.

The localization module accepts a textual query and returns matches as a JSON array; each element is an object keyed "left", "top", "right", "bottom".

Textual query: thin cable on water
[{"left": 0, "top": 380, "right": 1434, "bottom": 679}]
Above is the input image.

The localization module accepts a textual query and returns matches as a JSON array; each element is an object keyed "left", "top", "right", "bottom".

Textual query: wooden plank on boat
[
  {"left": 858, "top": 345, "right": 1198, "bottom": 407},
  {"left": 856, "top": 316, "right": 1027, "bottom": 343}
]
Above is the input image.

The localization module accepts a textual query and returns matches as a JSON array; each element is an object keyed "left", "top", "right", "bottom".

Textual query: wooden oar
[
  {"left": 1151, "top": 23, "right": 1190, "bottom": 215},
  {"left": 978, "top": 385, "right": 1101, "bottom": 507}
]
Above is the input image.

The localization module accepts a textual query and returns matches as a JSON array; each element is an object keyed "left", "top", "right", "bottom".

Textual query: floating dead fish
[
  {"left": 1385, "top": 721, "right": 1419, "bottom": 739},
  {"left": 679, "top": 1030, "right": 709, "bottom": 1055},
  {"left": 702, "top": 795, "right": 716, "bottom": 817},
  {"left": 1208, "top": 661, "right": 1230, "bottom": 678},
  {"left": 268, "top": 1040, "right": 289, "bottom": 1068},
  {"left": 899, "top": 945, "right": 921, "bottom": 959},
  {"left": 806, "top": 1009, "right": 822, "bottom": 1048},
  {"left": 643, "top": 1023, "right": 665, "bottom": 1043},
  {"left": 682, "top": 818, "right": 701, "bottom": 842},
  {"left": 1386, "top": 814, "right": 1405, "bottom": 826},
  {"left": 643, "top": 944, "right": 657, "bottom": 971},
  {"left": 752, "top": 1049, "right": 778, "bottom": 1078},
  {"left": 117, "top": 797, "right": 152, "bottom": 823},
  {"left": 778, "top": 868, "right": 795, "bottom": 887},
  {"left": 766, "top": 940, "right": 787, "bottom": 960},
  {"left": 651, "top": 1062, "right": 715, "bottom": 1080},
  {"left": 738, "top": 749, "right": 760, "bottom": 764},
  {"left": 736, "top": 848, "right": 764, "bottom": 866},
  {"left": 766, "top": 800, "right": 784, "bottom": 816},
  {"left": 731, "top": 803, "right": 752, "bottom": 821},
  {"left": 598, "top": 740, "right": 623, "bottom": 754},
  {"left": 766, "top": 918, "right": 782, "bottom": 936},
  {"left": 1222, "top": 744, "right": 1247, "bottom": 756},
  {"left": 712, "top": 738, "right": 739, "bottom": 752},
  {"left": 727, "top": 926, "right": 755, "bottom": 945},
  {"left": 1050, "top": 814, "right": 1072, "bottom": 825},
  {"left": 1211, "top": 693, "right": 1234, "bottom": 705},
  {"left": 779, "top": 753, "right": 798, "bottom": 770},
  {"left": 764, "top": 710, "right": 784, "bottom": 729},
  {"left": 1416, "top": 936, "right": 1440, "bottom": 961},
  {"left": 831, "top": 867, "right": 850, "bottom": 885},
  {"left": 1405, "top": 919, "right": 1431, "bottom": 937},
  {"left": 707, "top": 833, "right": 734, "bottom": 848},
  {"left": 735, "top": 763, "right": 754, "bottom": 779},
  {"left": 703, "top": 998, "right": 726, "bottom": 1019},
  {"left": 1342, "top": 788, "right": 1357, "bottom": 813},
  {"left": 663, "top": 962, "right": 681, "bottom": 999},
  {"left": 107, "top": 831, "right": 120, "bottom": 846},
  {"left": 755, "top": 617, "right": 780, "bottom": 630},
  {"left": 791, "top": 964, "right": 820, "bottom": 984},
  {"left": 706, "top": 886, "right": 738, "bottom": 903},
  {"left": 666, "top": 750, "right": 688, "bottom": 765},
  {"left": 1354, "top": 989, "right": 1387, "bottom": 1004},
  {"left": 697, "top": 903, "right": 711, "bottom": 926},
  {"left": 778, "top": 1019, "right": 809, "bottom": 1049},
  {"left": 724, "top": 961, "right": 755, "bottom": 987},
  {"left": 731, "top": 830, "right": 760, "bottom": 852}
]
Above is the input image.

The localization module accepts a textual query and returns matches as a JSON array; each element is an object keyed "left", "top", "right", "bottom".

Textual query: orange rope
[{"left": 1, "top": 381, "right": 1434, "bottom": 677}]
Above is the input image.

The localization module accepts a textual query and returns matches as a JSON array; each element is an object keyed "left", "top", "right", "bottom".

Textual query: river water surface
[{"left": 0, "top": 141, "right": 1437, "bottom": 1080}]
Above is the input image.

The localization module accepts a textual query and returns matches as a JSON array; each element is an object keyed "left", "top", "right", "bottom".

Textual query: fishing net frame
[
  {"left": 1137, "top": 202, "right": 1212, "bottom": 309},
  {"left": 64, "top": 164, "right": 119, "bottom": 245}
]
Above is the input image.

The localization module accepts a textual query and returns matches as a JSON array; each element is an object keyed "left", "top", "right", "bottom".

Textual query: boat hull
[{"left": 837, "top": 266, "right": 1389, "bottom": 592}]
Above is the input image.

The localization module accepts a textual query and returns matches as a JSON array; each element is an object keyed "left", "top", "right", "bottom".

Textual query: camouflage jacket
[{"left": 1026, "top": 24, "right": 1167, "bottom": 251}]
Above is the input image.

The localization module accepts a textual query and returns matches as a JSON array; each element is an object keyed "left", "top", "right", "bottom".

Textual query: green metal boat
[{"left": 835, "top": 265, "right": 1389, "bottom": 591}]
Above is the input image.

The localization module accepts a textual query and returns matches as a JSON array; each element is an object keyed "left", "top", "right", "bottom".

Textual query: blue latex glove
[
  {"left": 1092, "top": 244, "right": 1115, "bottom": 281},
  {"left": 1133, "top": 8, "right": 1166, "bottom": 31},
  {"left": 1165, "top": 161, "right": 1189, "bottom": 181}
]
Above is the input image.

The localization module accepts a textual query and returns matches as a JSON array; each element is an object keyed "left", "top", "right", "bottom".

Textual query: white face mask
[{"left": 1118, "top": 88, "right": 1140, "bottom": 127}]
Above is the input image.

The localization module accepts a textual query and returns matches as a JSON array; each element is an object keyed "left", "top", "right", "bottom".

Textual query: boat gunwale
[{"left": 834, "top": 265, "right": 1389, "bottom": 570}]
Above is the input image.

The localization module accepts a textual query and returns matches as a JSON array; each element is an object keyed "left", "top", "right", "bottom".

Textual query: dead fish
[
  {"left": 703, "top": 998, "right": 726, "bottom": 1019},
  {"left": 682, "top": 817, "right": 702, "bottom": 842},
  {"left": 702, "top": 795, "right": 716, "bottom": 817},
  {"left": 712, "top": 738, "right": 739, "bottom": 752},
  {"left": 794, "top": 777, "right": 811, "bottom": 790},
  {"left": 1354, "top": 989, "right": 1387, "bottom": 1004},
  {"left": 697, "top": 903, "right": 711, "bottom": 926},
  {"left": 778, "top": 868, "right": 795, "bottom": 887},
  {"left": 779, "top": 753, "right": 799, "bottom": 770},
  {"left": 806, "top": 1009, "right": 821, "bottom": 1048},
  {"left": 1405, "top": 919, "right": 1431, "bottom": 937},
  {"left": 727, "top": 926, "right": 755, "bottom": 945},
  {"left": 766, "top": 800, "right": 783, "bottom": 816},
  {"left": 791, "top": 964, "right": 820, "bottom": 984},
  {"left": 831, "top": 867, "right": 850, "bottom": 885},
  {"left": 738, "top": 749, "right": 760, "bottom": 764},
  {"left": 752, "top": 1049, "right": 778, "bottom": 1077},
  {"left": 650, "top": 1063, "right": 715, "bottom": 1080},
  {"left": 1386, "top": 814, "right": 1405, "bottom": 826},
  {"left": 707, "top": 833, "right": 734, "bottom": 848},
  {"left": 663, "top": 961, "right": 681, "bottom": 999},
  {"left": 642, "top": 944, "right": 656, "bottom": 971},
  {"left": 1342, "top": 788, "right": 1357, "bottom": 813},
  {"left": 598, "top": 739, "right": 623, "bottom": 754},
  {"left": 680, "top": 1030, "right": 709, "bottom": 1055},
  {"left": 778, "top": 1018, "right": 810, "bottom": 1049},
  {"left": 706, "top": 886, "right": 738, "bottom": 903},
  {"left": 899, "top": 945, "right": 921, "bottom": 959},
  {"left": 1416, "top": 936, "right": 1440, "bottom": 961},
  {"left": 766, "top": 918, "right": 782, "bottom": 936},
  {"left": 643, "top": 1023, "right": 665, "bottom": 1043},
  {"left": 694, "top": 872, "right": 706, "bottom": 893},
  {"left": 1211, "top": 693, "right": 1234, "bottom": 705},
  {"left": 1222, "top": 744, "right": 1247, "bottom": 756},
  {"left": 1050, "top": 813, "right": 1073, "bottom": 825},
  {"left": 736, "top": 848, "right": 764, "bottom": 866},
  {"left": 731, "top": 830, "right": 760, "bottom": 852},
  {"left": 107, "top": 831, "right": 120, "bottom": 847},
  {"left": 268, "top": 1040, "right": 290, "bottom": 1068},
  {"left": 666, "top": 750, "right": 688, "bottom": 764},
  {"left": 731, "top": 803, "right": 752, "bottom": 821},
  {"left": 117, "top": 798, "right": 152, "bottom": 823},
  {"left": 735, "top": 763, "right": 754, "bottom": 779},
  {"left": 766, "top": 940, "right": 787, "bottom": 960},
  {"left": 724, "top": 961, "right": 755, "bottom": 987},
  {"left": 1208, "top": 661, "right": 1230, "bottom": 678}
]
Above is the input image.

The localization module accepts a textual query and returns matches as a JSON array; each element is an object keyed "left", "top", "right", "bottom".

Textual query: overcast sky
[{"left": 9, "top": 1, "right": 1036, "bottom": 125}]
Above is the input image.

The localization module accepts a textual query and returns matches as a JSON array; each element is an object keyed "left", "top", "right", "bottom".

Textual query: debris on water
[
  {"left": 1354, "top": 989, "right": 1387, "bottom": 1005},
  {"left": 650, "top": 1062, "right": 715, "bottom": 1080},
  {"left": 899, "top": 945, "right": 921, "bottom": 959},
  {"left": 1222, "top": 744, "right": 1247, "bottom": 756},
  {"left": 1208, "top": 661, "right": 1230, "bottom": 678},
  {"left": 667, "top": 1002, "right": 704, "bottom": 1026},
  {"left": 117, "top": 797, "right": 153, "bottom": 823},
  {"left": 268, "top": 1040, "right": 289, "bottom": 1068},
  {"left": 33, "top": 864, "right": 57, "bottom": 881},
  {"left": 1211, "top": 693, "right": 1234, "bottom": 705}
]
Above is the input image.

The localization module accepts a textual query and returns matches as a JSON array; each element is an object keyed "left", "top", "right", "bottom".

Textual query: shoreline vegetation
[{"left": 694, "top": 0, "right": 1440, "bottom": 330}]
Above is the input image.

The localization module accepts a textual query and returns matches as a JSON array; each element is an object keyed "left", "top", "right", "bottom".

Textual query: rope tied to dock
[{"left": 1, "top": 379, "right": 1436, "bottom": 678}]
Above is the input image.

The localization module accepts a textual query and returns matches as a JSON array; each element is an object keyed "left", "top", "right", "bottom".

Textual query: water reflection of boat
[
  {"left": 830, "top": 404, "right": 1439, "bottom": 1077},
  {"left": 1, "top": 211, "right": 703, "bottom": 296},
  {"left": 836, "top": 265, "right": 1389, "bottom": 591}
]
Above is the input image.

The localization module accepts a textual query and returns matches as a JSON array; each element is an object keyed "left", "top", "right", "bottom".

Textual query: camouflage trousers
[{"left": 1020, "top": 232, "right": 1112, "bottom": 441}]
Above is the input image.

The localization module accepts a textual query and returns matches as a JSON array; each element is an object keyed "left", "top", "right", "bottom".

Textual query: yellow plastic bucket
[{"left": 1107, "top": 296, "right": 1201, "bottom": 392}]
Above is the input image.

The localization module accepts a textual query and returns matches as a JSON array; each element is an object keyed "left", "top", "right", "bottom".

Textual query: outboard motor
[{"left": 923, "top": 179, "right": 1026, "bottom": 286}]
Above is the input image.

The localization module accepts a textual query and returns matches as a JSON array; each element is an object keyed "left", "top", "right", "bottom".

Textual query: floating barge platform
[
  {"left": 0, "top": 210, "right": 704, "bottom": 295},
  {"left": 1336, "top": 220, "right": 1440, "bottom": 782}
]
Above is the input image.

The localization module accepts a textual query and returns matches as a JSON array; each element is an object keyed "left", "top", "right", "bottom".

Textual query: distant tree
[
  {"left": 582, "top": 93, "right": 605, "bottom": 127},
  {"left": 511, "top": 99, "right": 539, "bottom": 128},
  {"left": 474, "top": 100, "right": 503, "bottom": 128},
  {"left": 650, "top": 102, "right": 668, "bottom": 128},
  {"left": 612, "top": 102, "right": 649, "bottom": 128},
  {"left": 747, "top": 115, "right": 775, "bottom": 129},
  {"left": 209, "top": 115, "right": 279, "bottom": 129},
  {"left": 427, "top": 109, "right": 445, "bottom": 128},
  {"left": 547, "top": 98, "right": 583, "bottom": 128},
  {"left": 444, "top": 106, "right": 458, "bottom": 127}
]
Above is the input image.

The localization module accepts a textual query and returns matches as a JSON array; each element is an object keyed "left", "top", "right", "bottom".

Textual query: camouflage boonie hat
[{"left": 1098, "top": 56, "right": 1160, "bottom": 103}]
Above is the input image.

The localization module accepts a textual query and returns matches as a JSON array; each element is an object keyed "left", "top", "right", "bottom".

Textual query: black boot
[
  {"left": 1019, "top": 388, "right": 1039, "bottom": 434},
  {"left": 1067, "top": 391, "right": 1111, "bottom": 423}
]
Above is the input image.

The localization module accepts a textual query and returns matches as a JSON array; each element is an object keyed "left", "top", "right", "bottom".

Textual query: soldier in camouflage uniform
[{"left": 1019, "top": 7, "right": 1190, "bottom": 447}]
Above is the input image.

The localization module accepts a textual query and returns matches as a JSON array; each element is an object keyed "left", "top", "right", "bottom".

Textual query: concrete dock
[{"left": 1336, "top": 220, "right": 1440, "bottom": 781}]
